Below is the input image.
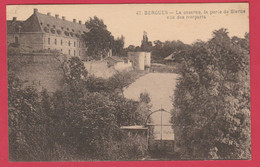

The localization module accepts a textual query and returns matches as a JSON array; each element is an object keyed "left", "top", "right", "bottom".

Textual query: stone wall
[
  {"left": 7, "top": 33, "right": 44, "bottom": 50},
  {"left": 83, "top": 60, "right": 133, "bottom": 79},
  {"left": 8, "top": 54, "right": 64, "bottom": 93},
  {"left": 83, "top": 60, "right": 116, "bottom": 79}
]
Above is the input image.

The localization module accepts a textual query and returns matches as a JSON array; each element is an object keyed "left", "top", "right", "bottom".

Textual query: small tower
[{"left": 142, "top": 31, "right": 148, "bottom": 44}]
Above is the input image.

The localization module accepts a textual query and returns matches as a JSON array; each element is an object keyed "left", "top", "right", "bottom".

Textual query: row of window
[
  {"left": 66, "top": 49, "right": 81, "bottom": 56},
  {"left": 48, "top": 48, "right": 81, "bottom": 56},
  {"left": 47, "top": 37, "right": 82, "bottom": 47},
  {"left": 41, "top": 23, "right": 83, "bottom": 33}
]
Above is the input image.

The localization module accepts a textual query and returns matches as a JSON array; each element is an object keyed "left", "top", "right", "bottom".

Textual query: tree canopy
[
  {"left": 83, "top": 16, "right": 125, "bottom": 59},
  {"left": 171, "top": 29, "right": 250, "bottom": 159},
  {"left": 83, "top": 16, "right": 114, "bottom": 60},
  {"left": 8, "top": 55, "right": 150, "bottom": 161}
]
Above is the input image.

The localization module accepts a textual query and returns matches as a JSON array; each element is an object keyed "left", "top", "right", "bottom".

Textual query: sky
[{"left": 6, "top": 3, "right": 249, "bottom": 47}]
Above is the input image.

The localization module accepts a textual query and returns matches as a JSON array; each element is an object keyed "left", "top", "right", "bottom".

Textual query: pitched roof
[
  {"left": 7, "top": 11, "right": 89, "bottom": 38},
  {"left": 164, "top": 53, "right": 175, "bottom": 60},
  {"left": 36, "top": 12, "right": 89, "bottom": 35}
]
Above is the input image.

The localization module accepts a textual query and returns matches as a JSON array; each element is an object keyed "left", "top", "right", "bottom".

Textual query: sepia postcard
[{"left": 5, "top": 2, "right": 251, "bottom": 163}]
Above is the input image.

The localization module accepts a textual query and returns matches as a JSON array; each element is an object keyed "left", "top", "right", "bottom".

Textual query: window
[
  {"left": 61, "top": 27, "right": 64, "bottom": 30},
  {"left": 67, "top": 28, "right": 69, "bottom": 31},
  {"left": 74, "top": 50, "right": 76, "bottom": 56},
  {"left": 15, "top": 36, "right": 18, "bottom": 44},
  {"left": 55, "top": 39, "right": 57, "bottom": 45},
  {"left": 74, "top": 41, "right": 76, "bottom": 47},
  {"left": 47, "top": 24, "right": 50, "bottom": 27},
  {"left": 48, "top": 38, "right": 50, "bottom": 44},
  {"left": 69, "top": 49, "right": 71, "bottom": 55},
  {"left": 53, "top": 25, "right": 56, "bottom": 28},
  {"left": 61, "top": 39, "right": 63, "bottom": 45},
  {"left": 79, "top": 50, "right": 80, "bottom": 55},
  {"left": 68, "top": 41, "right": 71, "bottom": 46}
]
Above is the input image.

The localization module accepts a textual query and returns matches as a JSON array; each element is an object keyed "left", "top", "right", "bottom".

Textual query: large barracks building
[{"left": 7, "top": 8, "right": 89, "bottom": 57}]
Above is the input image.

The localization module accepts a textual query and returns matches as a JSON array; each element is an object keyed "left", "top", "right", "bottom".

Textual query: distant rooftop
[{"left": 7, "top": 8, "right": 89, "bottom": 36}]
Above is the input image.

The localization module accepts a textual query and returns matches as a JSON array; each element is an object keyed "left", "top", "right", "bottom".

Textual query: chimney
[
  {"left": 34, "top": 8, "right": 38, "bottom": 14},
  {"left": 47, "top": 12, "right": 51, "bottom": 16},
  {"left": 79, "top": 20, "right": 82, "bottom": 24},
  {"left": 73, "top": 19, "right": 76, "bottom": 23},
  {"left": 12, "top": 17, "right": 17, "bottom": 22},
  {"left": 55, "top": 14, "right": 59, "bottom": 19},
  {"left": 62, "top": 16, "right": 66, "bottom": 20}
]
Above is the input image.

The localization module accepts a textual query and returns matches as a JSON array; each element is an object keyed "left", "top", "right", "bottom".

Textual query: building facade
[{"left": 7, "top": 8, "right": 89, "bottom": 58}]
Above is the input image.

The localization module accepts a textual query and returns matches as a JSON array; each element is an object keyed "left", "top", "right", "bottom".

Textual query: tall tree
[
  {"left": 152, "top": 40, "right": 188, "bottom": 62},
  {"left": 172, "top": 29, "right": 251, "bottom": 160},
  {"left": 112, "top": 35, "right": 125, "bottom": 56},
  {"left": 83, "top": 16, "right": 114, "bottom": 60}
]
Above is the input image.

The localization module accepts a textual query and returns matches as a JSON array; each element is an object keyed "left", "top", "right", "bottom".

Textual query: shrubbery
[
  {"left": 8, "top": 56, "right": 150, "bottom": 161},
  {"left": 171, "top": 29, "right": 250, "bottom": 159}
]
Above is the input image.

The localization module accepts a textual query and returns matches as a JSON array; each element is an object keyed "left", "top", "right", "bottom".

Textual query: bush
[
  {"left": 102, "top": 133, "right": 148, "bottom": 160},
  {"left": 8, "top": 56, "right": 150, "bottom": 161},
  {"left": 172, "top": 29, "right": 250, "bottom": 159}
]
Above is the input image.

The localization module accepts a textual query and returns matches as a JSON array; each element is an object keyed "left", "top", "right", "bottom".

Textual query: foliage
[
  {"left": 83, "top": 16, "right": 114, "bottom": 60},
  {"left": 139, "top": 92, "right": 151, "bottom": 104},
  {"left": 8, "top": 75, "right": 79, "bottom": 161},
  {"left": 102, "top": 133, "right": 148, "bottom": 160},
  {"left": 109, "top": 93, "right": 148, "bottom": 127},
  {"left": 124, "top": 45, "right": 137, "bottom": 53},
  {"left": 85, "top": 75, "right": 112, "bottom": 93},
  {"left": 171, "top": 29, "right": 251, "bottom": 159},
  {"left": 108, "top": 71, "right": 135, "bottom": 97},
  {"left": 124, "top": 39, "right": 188, "bottom": 62},
  {"left": 8, "top": 56, "right": 149, "bottom": 161},
  {"left": 64, "top": 57, "right": 88, "bottom": 83},
  {"left": 141, "top": 32, "right": 153, "bottom": 52},
  {"left": 56, "top": 56, "right": 88, "bottom": 98},
  {"left": 86, "top": 70, "right": 142, "bottom": 97},
  {"left": 112, "top": 35, "right": 125, "bottom": 56},
  {"left": 50, "top": 82, "right": 146, "bottom": 159},
  {"left": 152, "top": 40, "right": 189, "bottom": 63},
  {"left": 136, "top": 92, "right": 152, "bottom": 124},
  {"left": 84, "top": 16, "right": 125, "bottom": 59}
]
